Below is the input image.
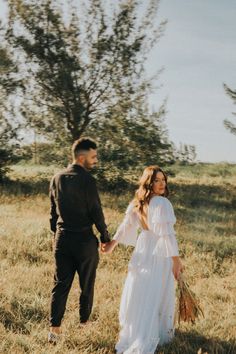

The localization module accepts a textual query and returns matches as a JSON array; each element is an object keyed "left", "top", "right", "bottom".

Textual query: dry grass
[{"left": 0, "top": 164, "right": 236, "bottom": 353}]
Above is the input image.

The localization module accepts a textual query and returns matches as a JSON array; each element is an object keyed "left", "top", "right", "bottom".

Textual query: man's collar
[{"left": 67, "top": 163, "right": 85, "bottom": 172}]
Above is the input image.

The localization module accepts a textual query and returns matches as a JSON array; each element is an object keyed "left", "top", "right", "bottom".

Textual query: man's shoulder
[
  {"left": 51, "top": 166, "right": 95, "bottom": 181},
  {"left": 51, "top": 169, "right": 67, "bottom": 181},
  {"left": 72, "top": 166, "right": 96, "bottom": 182}
]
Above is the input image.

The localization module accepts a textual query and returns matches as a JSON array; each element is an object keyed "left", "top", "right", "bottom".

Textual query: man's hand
[{"left": 100, "top": 240, "right": 118, "bottom": 254}]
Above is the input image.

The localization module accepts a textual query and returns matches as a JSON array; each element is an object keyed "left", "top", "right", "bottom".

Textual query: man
[{"left": 48, "top": 137, "right": 111, "bottom": 344}]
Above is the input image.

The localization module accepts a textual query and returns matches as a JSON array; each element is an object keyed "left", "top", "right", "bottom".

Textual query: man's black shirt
[{"left": 49, "top": 164, "right": 110, "bottom": 243}]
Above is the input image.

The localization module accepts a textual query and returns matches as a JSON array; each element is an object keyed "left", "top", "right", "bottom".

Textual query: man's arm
[
  {"left": 87, "top": 176, "right": 111, "bottom": 243},
  {"left": 49, "top": 177, "right": 58, "bottom": 233}
]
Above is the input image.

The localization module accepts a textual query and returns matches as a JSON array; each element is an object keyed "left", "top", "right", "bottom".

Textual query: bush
[
  {"left": 0, "top": 148, "right": 12, "bottom": 182},
  {"left": 95, "top": 166, "right": 135, "bottom": 193}
]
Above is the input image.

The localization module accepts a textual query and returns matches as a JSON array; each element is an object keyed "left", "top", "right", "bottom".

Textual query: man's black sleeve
[
  {"left": 87, "top": 176, "right": 111, "bottom": 243},
  {"left": 49, "top": 177, "right": 58, "bottom": 233}
]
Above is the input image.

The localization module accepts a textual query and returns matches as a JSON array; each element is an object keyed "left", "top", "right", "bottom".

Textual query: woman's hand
[
  {"left": 101, "top": 240, "right": 118, "bottom": 254},
  {"left": 172, "top": 256, "right": 184, "bottom": 281}
]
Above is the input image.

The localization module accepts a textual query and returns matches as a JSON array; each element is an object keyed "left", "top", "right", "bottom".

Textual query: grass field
[{"left": 0, "top": 163, "right": 236, "bottom": 353}]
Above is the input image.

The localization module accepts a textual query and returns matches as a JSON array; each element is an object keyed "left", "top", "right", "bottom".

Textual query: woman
[{"left": 103, "top": 165, "right": 183, "bottom": 354}]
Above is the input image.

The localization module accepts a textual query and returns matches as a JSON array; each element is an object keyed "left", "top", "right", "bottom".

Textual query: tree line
[{"left": 0, "top": 0, "right": 200, "bottom": 183}]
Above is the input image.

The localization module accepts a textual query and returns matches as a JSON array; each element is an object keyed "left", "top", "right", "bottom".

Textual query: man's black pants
[{"left": 49, "top": 229, "right": 99, "bottom": 327}]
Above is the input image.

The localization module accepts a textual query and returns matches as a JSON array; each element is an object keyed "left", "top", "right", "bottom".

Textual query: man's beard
[{"left": 84, "top": 160, "right": 96, "bottom": 170}]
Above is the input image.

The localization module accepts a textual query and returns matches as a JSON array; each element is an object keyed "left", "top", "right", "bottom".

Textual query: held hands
[
  {"left": 172, "top": 257, "right": 184, "bottom": 281},
  {"left": 100, "top": 240, "right": 118, "bottom": 254}
]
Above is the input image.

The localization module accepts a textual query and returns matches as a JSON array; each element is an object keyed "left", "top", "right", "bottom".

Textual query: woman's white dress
[{"left": 113, "top": 196, "right": 179, "bottom": 354}]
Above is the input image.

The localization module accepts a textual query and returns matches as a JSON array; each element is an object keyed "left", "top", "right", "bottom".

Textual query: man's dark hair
[{"left": 72, "top": 137, "right": 97, "bottom": 159}]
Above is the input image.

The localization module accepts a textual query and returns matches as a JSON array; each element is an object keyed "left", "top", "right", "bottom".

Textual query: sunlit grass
[{"left": 0, "top": 163, "right": 235, "bottom": 353}]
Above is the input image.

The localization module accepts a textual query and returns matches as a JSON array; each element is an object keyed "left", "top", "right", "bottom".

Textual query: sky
[
  {"left": 1, "top": 0, "right": 236, "bottom": 162},
  {"left": 147, "top": 0, "right": 236, "bottom": 162}
]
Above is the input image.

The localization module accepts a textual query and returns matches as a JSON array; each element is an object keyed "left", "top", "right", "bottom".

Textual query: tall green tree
[
  {"left": 4, "top": 0, "right": 166, "bottom": 143},
  {"left": 224, "top": 84, "right": 236, "bottom": 135},
  {"left": 0, "top": 46, "right": 22, "bottom": 180},
  {"left": 88, "top": 102, "right": 174, "bottom": 167}
]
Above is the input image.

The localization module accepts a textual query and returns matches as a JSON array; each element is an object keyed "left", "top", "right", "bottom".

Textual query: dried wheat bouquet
[{"left": 176, "top": 273, "right": 204, "bottom": 324}]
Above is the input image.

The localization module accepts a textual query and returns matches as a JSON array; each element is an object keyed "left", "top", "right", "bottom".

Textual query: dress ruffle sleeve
[
  {"left": 113, "top": 202, "right": 139, "bottom": 247},
  {"left": 149, "top": 196, "right": 179, "bottom": 257}
]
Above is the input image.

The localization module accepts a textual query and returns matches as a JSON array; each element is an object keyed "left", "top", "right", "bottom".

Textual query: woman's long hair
[{"left": 133, "top": 165, "right": 169, "bottom": 226}]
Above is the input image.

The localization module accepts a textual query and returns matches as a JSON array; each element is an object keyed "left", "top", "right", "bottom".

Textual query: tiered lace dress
[{"left": 113, "top": 196, "right": 179, "bottom": 354}]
